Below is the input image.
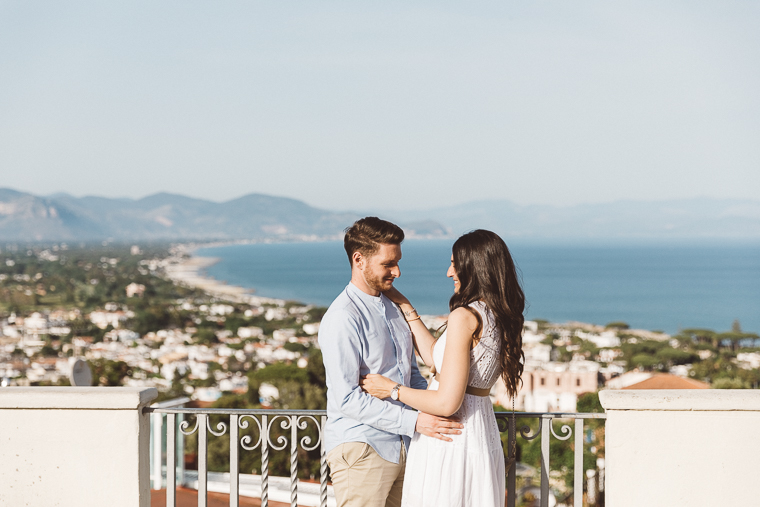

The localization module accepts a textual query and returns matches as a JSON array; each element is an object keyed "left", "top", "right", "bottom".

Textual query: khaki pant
[{"left": 326, "top": 442, "right": 406, "bottom": 507}]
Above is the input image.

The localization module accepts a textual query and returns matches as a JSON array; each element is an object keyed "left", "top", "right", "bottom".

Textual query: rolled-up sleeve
[{"left": 320, "top": 310, "right": 418, "bottom": 437}]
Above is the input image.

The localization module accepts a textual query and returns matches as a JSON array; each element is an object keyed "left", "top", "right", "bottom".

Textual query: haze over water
[{"left": 197, "top": 240, "right": 760, "bottom": 335}]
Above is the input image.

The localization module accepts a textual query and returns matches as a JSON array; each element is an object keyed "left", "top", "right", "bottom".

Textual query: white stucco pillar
[
  {"left": 599, "top": 389, "right": 760, "bottom": 507},
  {"left": 0, "top": 387, "right": 158, "bottom": 507}
]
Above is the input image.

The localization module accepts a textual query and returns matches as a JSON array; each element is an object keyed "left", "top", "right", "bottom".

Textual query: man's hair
[{"left": 344, "top": 217, "right": 404, "bottom": 266}]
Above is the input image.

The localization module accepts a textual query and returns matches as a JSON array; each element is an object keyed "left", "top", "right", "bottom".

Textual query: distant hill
[
  {"left": 389, "top": 198, "right": 760, "bottom": 241},
  {"left": 0, "top": 188, "right": 757, "bottom": 242},
  {"left": 0, "top": 189, "right": 448, "bottom": 242}
]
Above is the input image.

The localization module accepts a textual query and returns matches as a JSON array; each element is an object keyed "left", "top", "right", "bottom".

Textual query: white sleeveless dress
[{"left": 401, "top": 301, "right": 505, "bottom": 507}]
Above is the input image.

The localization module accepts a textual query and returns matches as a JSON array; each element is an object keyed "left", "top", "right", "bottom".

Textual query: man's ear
[{"left": 352, "top": 251, "right": 363, "bottom": 269}]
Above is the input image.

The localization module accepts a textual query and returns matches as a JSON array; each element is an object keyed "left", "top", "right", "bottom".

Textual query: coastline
[
  {"left": 164, "top": 243, "right": 286, "bottom": 306},
  {"left": 164, "top": 244, "right": 455, "bottom": 327},
  {"left": 162, "top": 242, "right": 451, "bottom": 317},
  {"left": 160, "top": 250, "right": 672, "bottom": 340},
  {"left": 160, "top": 241, "right": 759, "bottom": 335}
]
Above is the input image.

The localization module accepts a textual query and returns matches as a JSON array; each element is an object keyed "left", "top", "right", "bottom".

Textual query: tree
[
  {"left": 306, "top": 306, "right": 328, "bottom": 322},
  {"left": 655, "top": 348, "right": 699, "bottom": 367},
  {"left": 253, "top": 362, "right": 308, "bottom": 384},
  {"left": 193, "top": 327, "right": 218, "bottom": 345},
  {"left": 88, "top": 359, "right": 133, "bottom": 386},
  {"left": 713, "top": 377, "right": 749, "bottom": 389},
  {"left": 718, "top": 332, "right": 746, "bottom": 352},
  {"left": 39, "top": 342, "right": 58, "bottom": 357},
  {"left": 306, "top": 348, "right": 326, "bottom": 387},
  {"left": 681, "top": 328, "right": 718, "bottom": 349},
  {"left": 154, "top": 367, "right": 189, "bottom": 403},
  {"left": 283, "top": 342, "right": 307, "bottom": 353},
  {"left": 631, "top": 354, "right": 658, "bottom": 370},
  {"left": 577, "top": 392, "right": 603, "bottom": 413}
]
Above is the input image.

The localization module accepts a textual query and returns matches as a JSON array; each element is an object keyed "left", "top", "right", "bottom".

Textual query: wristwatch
[{"left": 390, "top": 383, "right": 402, "bottom": 401}]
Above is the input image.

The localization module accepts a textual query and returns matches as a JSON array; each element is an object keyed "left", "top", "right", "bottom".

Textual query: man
[{"left": 319, "top": 217, "right": 463, "bottom": 507}]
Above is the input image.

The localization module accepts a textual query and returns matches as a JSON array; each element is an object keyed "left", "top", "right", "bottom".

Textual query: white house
[
  {"left": 125, "top": 283, "right": 146, "bottom": 298},
  {"left": 23, "top": 313, "right": 48, "bottom": 335},
  {"left": 89, "top": 310, "right": 127, "bottom": 329},
  {"left": 576, "top": 329, "right": 621, "bottom": 348},
  {"left": 209, "top": 304, "right": 235, "bottom": 316},
  {"left": 524, "top": 343, "right": 552, "bottom": 363},
  {"left": 238, "top": 326, "right": 263, "bottom": 339},
  {"left": 302, "top": 323, "right": 320, "bottom": 336}
]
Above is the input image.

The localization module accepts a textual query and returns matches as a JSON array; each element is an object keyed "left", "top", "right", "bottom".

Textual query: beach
[{"left": 164, "top": 244, "right": 285, "bottom": 306}]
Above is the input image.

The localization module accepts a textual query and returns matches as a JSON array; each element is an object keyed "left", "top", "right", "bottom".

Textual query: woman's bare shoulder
[{"left": 448, "top": 306, "right": 479, "bottom": 331}]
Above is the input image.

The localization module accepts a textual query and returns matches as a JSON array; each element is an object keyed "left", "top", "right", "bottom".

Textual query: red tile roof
[{"left": 622, "top": 373, "right": 709, "bottom": 390}]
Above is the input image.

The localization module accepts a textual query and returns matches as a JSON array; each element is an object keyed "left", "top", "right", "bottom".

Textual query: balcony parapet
[
  {"left": 600, "top": 388, "right": 760, "bottom": 411},
  {"left": 0, "top": 385, "right": 158, "bottom": 409},
  {"left": 0, "top": 386, "right": 157, "bottom": 507},
  {"left": 600, "top": 389, "right": 760, "bottom": 507}
]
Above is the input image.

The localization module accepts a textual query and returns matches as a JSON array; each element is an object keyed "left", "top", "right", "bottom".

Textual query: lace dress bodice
[{"left": 432, "top": 300, "right": 502, "bottom": 391}]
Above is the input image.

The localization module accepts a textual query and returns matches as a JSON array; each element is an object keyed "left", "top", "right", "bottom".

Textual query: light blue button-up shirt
[{"left": 319, "top": 282, "right": 428, "bottom": 464}]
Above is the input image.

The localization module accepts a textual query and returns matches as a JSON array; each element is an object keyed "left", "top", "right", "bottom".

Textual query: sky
[{"left": 0, "top": 1, "right": 758, "bottom": 211}]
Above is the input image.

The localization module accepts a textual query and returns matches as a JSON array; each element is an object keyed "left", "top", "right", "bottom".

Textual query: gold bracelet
[{"left": 406, "top": 316, "right": 421, "bottom": 323}]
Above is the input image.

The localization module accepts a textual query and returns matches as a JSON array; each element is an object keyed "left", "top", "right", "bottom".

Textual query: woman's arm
[
  {"left": 384, "top": 287, "right": 437, "bottom": 367},
  {"left": 360, "top": 307, "right": 478, "bottom": 417}
]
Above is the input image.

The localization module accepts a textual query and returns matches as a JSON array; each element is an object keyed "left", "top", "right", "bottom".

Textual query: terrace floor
[{"left": 150, "top": 488, "right": 291, "bottom": 507}]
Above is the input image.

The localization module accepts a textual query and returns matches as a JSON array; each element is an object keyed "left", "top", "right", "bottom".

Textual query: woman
[{"left": 359, "top": 229, "right": 525, "bottom": 507}]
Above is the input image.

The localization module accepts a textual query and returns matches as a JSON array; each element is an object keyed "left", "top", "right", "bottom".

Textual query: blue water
[{"left": 196, "top": 240, "right": 760, "bottom": 335}]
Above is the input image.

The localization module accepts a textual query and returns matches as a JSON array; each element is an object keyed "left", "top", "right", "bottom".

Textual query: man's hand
[
  {"left": 359, "top": 374, "right": 396, "bottom": 399},
  {"left": 415, "top": 412, "right": 463, "bottom": 442}
]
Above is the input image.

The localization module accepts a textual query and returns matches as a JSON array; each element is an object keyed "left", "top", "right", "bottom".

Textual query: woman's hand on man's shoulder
[{"left": 382, "top": 286, "right": 410, "bottom": 305}]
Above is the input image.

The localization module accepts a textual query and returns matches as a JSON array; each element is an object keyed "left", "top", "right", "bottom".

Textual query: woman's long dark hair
[{"left": 449, "top": 229, "right": 525, "bottom": 398}]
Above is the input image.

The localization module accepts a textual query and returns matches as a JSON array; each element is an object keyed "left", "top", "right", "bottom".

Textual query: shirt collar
[{"left": 347, "top": 281, "right": 385, "bottom": 306}]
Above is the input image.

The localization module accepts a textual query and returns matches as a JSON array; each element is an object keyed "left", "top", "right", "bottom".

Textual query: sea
[{"left": 196, "top": 240, "right": 760, "bottom": 335}]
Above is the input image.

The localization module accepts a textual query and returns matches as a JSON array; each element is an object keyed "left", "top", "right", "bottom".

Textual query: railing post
[
  {"left": 320, "top": 415, "right": 328, "bottom": 507},
  {"left": 587, "top": 469, "right": 597, "bottom": 505},
  {"left": 507, "top": 419, "right": 516, "bottom": 507},
  {"left": 230, "top": 414, "right": 239, "bottom": 507},
  {"left": 167, "top": 413, "right": 176, "bottom": 507},
  {"left": 540, "top": 415, "right": 551, "bottom": 507},
  {"left": 290, "top": 415, "right": 298, "bottom": 507},
  {"left": 261, "top": 414, "right": 269, "bottom": 507},
  {"left": 198, "top": 414, "right": 208, "bottom": 507},
  {"left": 153, "top": 412, "right": 164, "bottom": 490},
  {"left": 574, "top": 418, "right": 584, "bottom": 507},
  {"left": 597, "top": 456, "right": 605, "bottom": 498},
  {"left": 178, "top": 413, "right": 186, "bottom": 487}
]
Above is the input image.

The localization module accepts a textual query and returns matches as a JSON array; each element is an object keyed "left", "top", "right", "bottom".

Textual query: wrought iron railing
[
  {"left": 145, "top": 407, "right": 606, "bottom": 507},
  {"left": 500, "top": 412, "right": 607, "bottom": 507}
]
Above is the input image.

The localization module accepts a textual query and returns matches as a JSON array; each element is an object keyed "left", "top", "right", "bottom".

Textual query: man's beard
[{"left": 363, "top": 267, "right": 394, "bottom": 292}]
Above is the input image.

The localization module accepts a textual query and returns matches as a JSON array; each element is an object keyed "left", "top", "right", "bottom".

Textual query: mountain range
[
  {"left": 384, "top": 198, "right": 760, "bottom": 241},
  {"left": 0, "top": 188, "right": 758, "bottom": 242},
  {"left": 0, "top": 188, "right": 445, "bottom": 242}
]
